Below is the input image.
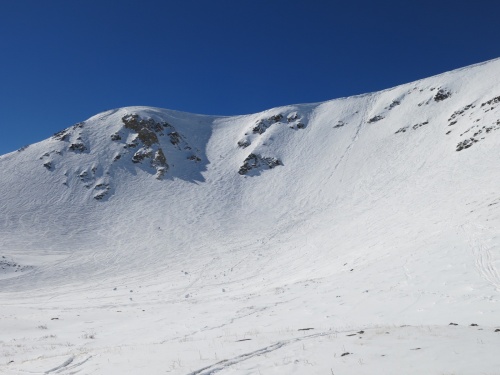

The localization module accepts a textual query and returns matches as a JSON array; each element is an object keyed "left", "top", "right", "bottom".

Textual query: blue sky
[{"left": 1, "top": 0, "right": 499, "bottom": 155}]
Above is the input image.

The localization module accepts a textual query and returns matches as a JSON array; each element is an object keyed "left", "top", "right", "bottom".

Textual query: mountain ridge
[{"left": 1, "top": 58, "right": 500, "bottom": 374}]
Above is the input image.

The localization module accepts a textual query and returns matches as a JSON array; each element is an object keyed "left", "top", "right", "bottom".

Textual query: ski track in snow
[
  {"left": 335, "top": 96, "right": 373, "bottom": 184},
  {"left": 45, "top": 355, "right": 91, "bottom": 375},
  {"left": 44, "top": 356, "right": 74, "bottom": 374},
  {"left": 463, "top": 223, "right": 500, "bottom": 291},
  {"left": 186, "top": 331, "right": 332, "bottom": 375},
  {"left": 4, "top": 355, "right": 93, "bottom": 375}
]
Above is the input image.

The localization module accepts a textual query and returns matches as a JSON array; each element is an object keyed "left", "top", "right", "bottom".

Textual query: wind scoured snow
[{"left": 1, "top": 58, "right": 500, "bottom": 374}]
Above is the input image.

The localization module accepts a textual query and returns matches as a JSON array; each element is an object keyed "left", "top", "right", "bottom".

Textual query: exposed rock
[
  {"left": 125, "top": 141, "right": 138, "bottom": 149},
  {"left": 152, "top": 149, "right": 169, "bottom": 179},
  {"left": 388, "top": 100, "right": 401, "bottom": 109},
  {"left": 287, "top": 113, "right": 307, "bottom": 130},
  {"left": 78, "top": 170, "right": 89, "bottom": 182},
  {"left": 448, "top": 103, "right": 475, "bottom": 124},
  {"left": 69, "top": 143, "right": 86, "bottom": 152},
  {"left": 168, "top": 131, "right": 181, "bottom": 146},
  {"left": 368, "top": 115, "right": 384, "bottom": 123},
  {"left": 238, "top": 153, "right": 282, "bottom": 175},
  {"left": 118, "top": 114, "right": 198, "bottom": 180},
  {"left": 287, "top": 113, "right": 299, "bottom": 122},
  {"left": 456, "top": 138, "right": 478, "bottom": 151},
  {"left": 0, "top": 257, "right": 33, "bottom": 273},
  {"left": 412, "top": 121, "right": 429, "bottom": 130},
  {"left": 253, "top": 119, "right": 268, "bottom": 135},
  {"left": 122, "top": 114, "right": 163, "bottom": 147},
  {"left": 52, "top": 129, "right": 70, "bottom": 141},
  {"left": 94, "top": 189, "right": 110, "bottom": 200},
  {"left": 154, "top": 148, "right": 167, "bottom": 166},
  {"left": 155, "top": 167, "right": 167, "bottom": 180},
  {"left": 269, "top": 114, "right": 283, "bottom": 123},
  {"left": 253, "top": 114, "right": 285, "bottom": 134},
  {"left": 237, "top": 139, "right": 251, "bottom": 148},
  {"left": 434, "top": 89, "right": 451, "bottom": 102},
  {"left": 481, "top": 95, "right": 500, "bottom": 108},
  {"left": 250, "top": 112, "right": 306, "bottom": 133},
  {"left": 132, "top": 148, "right": 153, "bottom": 163}
]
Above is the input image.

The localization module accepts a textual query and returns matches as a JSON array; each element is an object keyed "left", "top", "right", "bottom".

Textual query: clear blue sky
[{"left": 1, "top": 0, "right": 499, "bottom": 155}]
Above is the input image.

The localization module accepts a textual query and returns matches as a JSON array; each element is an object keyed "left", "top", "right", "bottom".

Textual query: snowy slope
[{"left": 1, "top": 58, "right": 500, "bottom": 374}]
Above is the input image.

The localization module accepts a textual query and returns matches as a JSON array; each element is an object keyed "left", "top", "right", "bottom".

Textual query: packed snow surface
[{"left": 1, "top": 58, "right": 500, "bottom": 374}]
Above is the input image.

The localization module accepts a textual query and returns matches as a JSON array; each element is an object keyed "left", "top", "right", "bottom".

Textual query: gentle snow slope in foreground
[{"left": 1, "top": 59, "right": 500, "bottom": 374}]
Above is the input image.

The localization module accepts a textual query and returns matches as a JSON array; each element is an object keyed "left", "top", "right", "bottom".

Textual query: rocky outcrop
[
  {"left": 434, "top": 88, "right": 452, "bottom": 102},
  {"left": 119, "top": 114, "right": 171, "bottom": 179},
  {"left": 368, "top": 115, "right": 384, "bottom": 124},
  {"left": 238, "top": 153, "right": 282, "bottom": 175},
  {"left": 237, "top": 111, "right": 307, "bottom": 149}
]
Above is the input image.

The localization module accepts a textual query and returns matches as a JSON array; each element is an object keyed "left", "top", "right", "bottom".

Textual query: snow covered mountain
[{"left": 1, "top": 59, "right": 500, "bottom": 374}]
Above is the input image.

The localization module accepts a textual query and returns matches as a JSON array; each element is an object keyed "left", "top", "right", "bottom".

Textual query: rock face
[
  {"left": 33, "top": 109, "right": 206, "bottom": 201},
  {"left": 434, "top": 88, "right": 452, "bottom": 102},
  {"left": 445, "top": 94, "right": 500, "bottom": 151},
  {"left": 120, "top": 114, "right": 170, "bottom": 179},
  {"left": 368, "top": 115, "right": 384, "bottom": 124},
  {"left": 237, "top": 111, "right": 308, "bottom": 149},
  {"left": 238, "top": 153, "right": 282, "bottom": 175}
]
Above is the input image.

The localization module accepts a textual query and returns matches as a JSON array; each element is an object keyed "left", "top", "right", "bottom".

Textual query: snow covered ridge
[
  {"left": 6, "top": 58, "right": 500, "bottom": 202},
  {"left": 26, "top": 109, "right": 208, "bottom": 200},
  {"left": 6, "top": 105, "right": 315, "bottom": 199}
]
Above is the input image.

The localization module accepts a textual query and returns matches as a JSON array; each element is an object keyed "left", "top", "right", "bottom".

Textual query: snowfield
[{"left": 1, "top": 58, "right": 500, "bottom": 374}]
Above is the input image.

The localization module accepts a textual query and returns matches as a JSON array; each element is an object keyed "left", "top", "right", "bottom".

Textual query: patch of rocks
[
  {"left": 368, "top": 115, "right": 384, "bottom": 124},
  {"left": 238, "top": 111, "right": 307, "bottom": 148},
  {"left": 238, "top": 153, "right": 282, "bottom": 175},
  {"left": 0, "top": 256, "right": 33, "bottom": 273},
  {"left": 434, "top": 88, "right": 452, "bottom": 102}
]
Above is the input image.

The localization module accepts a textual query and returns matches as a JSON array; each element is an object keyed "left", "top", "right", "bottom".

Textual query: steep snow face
[{"left": 1, "top": 59, "right": 500, "bottom": 374}]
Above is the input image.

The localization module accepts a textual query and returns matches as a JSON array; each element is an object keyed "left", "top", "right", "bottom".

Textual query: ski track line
[
  {"left": 186, "top": 321, "right": 492, "bottom": 375},
  {"left": 331, "top": 101, "right": 368, "bottom": 183},
  {"left": 474, "top": 239, "right": 500, "bottom": 291},
  {"left": 463, "top": 223, "right": 500, "bottom": 291},
  {"left": 186, "top": 330, "right": 332, "bottom": 375},
  {"left": 7, "top": 355, "right": 93, "bottom": 375},
  {"left": 180, "top": 256, "right": 219, "bottom": 297},
  {"left": 160, "top": 299, "right": 295, "bottom": 345},
  {"left": 44, "top": 355, "right": 92, "bottom": 375},
  {"left": 44, "top": 356, "right": 74, "bottom": 374},
  {"left": 311, "top": 96, "right": 373, "bottom": 210}
]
